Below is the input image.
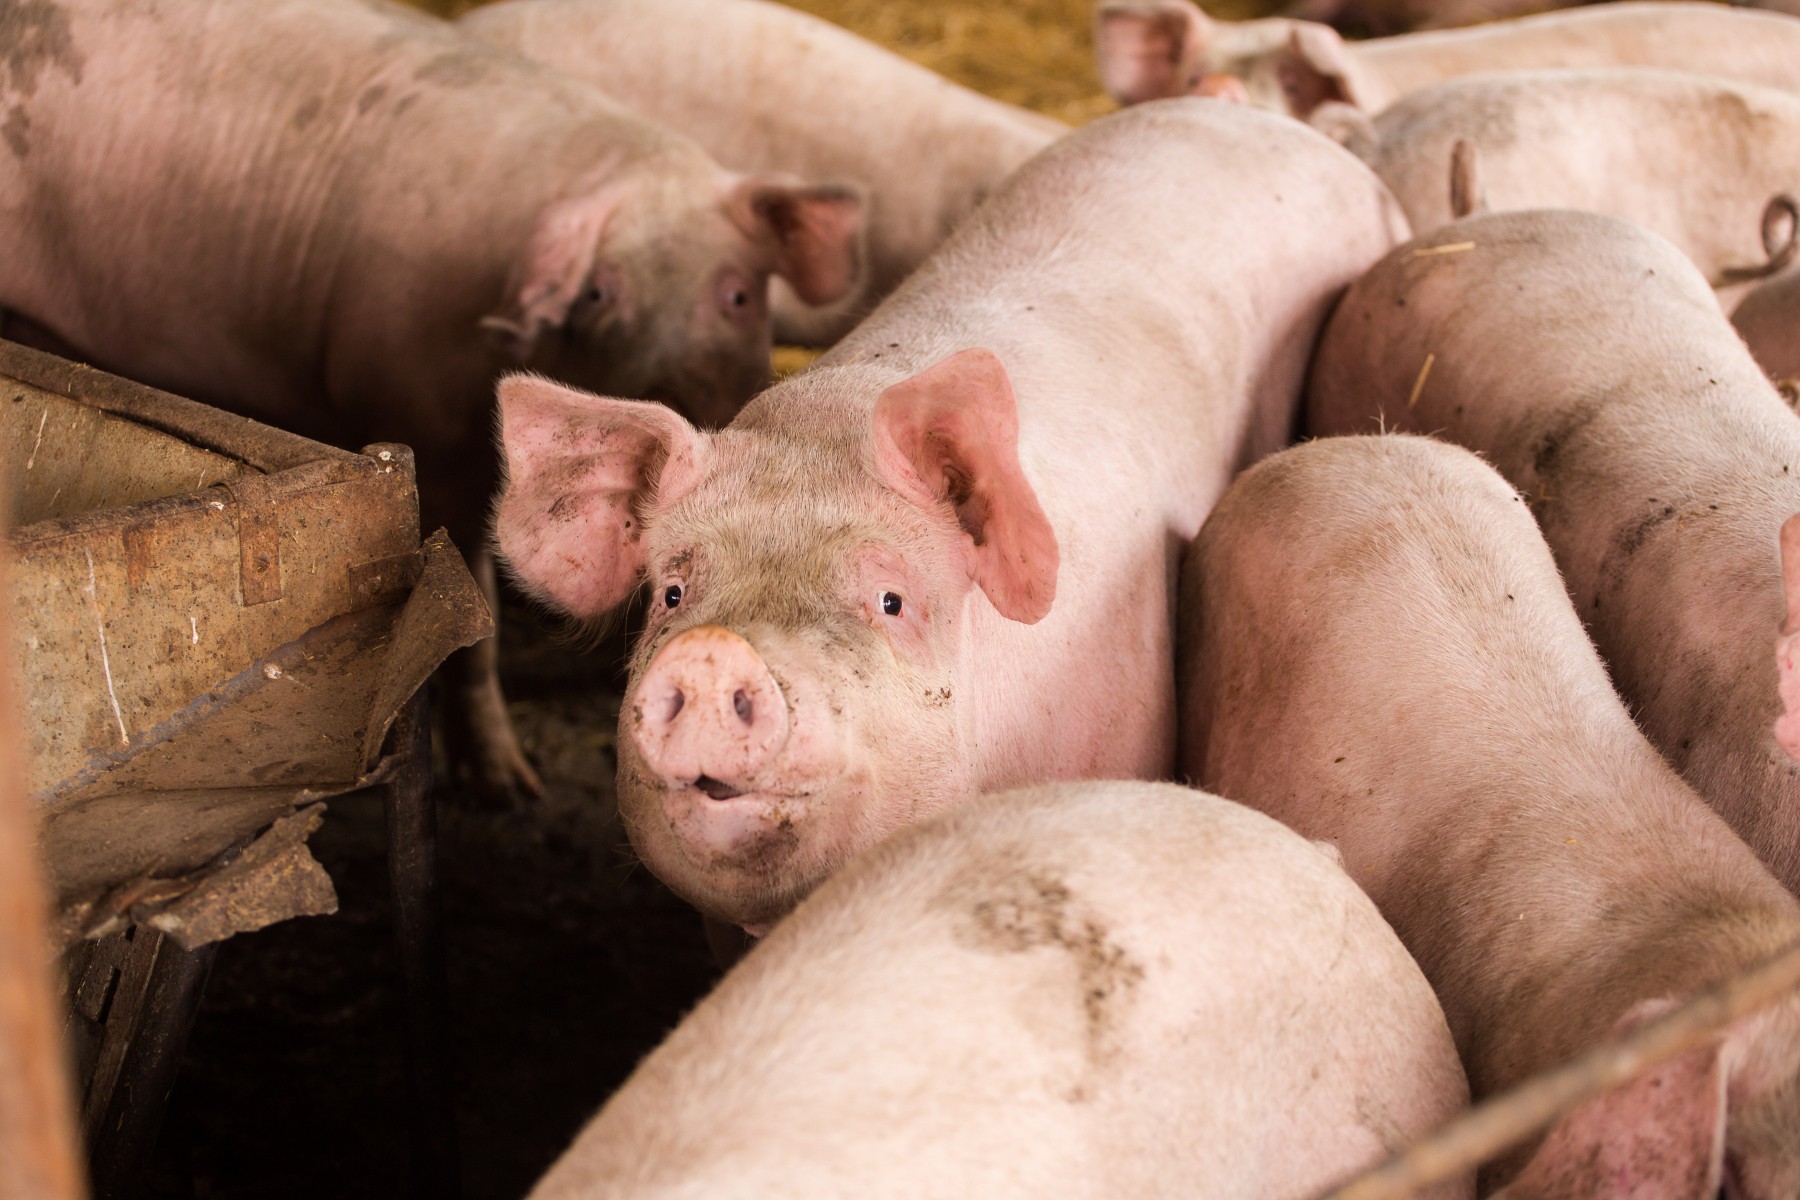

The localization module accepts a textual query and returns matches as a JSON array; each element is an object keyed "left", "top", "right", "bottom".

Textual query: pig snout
[{"left": 632, "top": 625, "right": 790, "bottom": 799}]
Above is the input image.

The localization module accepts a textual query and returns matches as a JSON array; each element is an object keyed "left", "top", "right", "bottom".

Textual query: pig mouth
[{"left": 692, "top": 774, "right": 746, "bottom": 801}]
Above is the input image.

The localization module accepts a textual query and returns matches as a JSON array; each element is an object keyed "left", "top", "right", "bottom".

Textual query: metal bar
[{"left": 382, "top": 691, "right": 462, "bottom": 1200}]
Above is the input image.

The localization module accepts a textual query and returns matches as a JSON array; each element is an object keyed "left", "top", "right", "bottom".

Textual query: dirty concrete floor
[{"left": 137, "top": 0, "right": 1290, "bottom": 1195}]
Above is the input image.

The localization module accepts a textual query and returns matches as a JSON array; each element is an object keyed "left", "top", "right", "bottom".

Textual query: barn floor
[{"left": 136, "top": 0, "right": 1288, "bottom": 1194}]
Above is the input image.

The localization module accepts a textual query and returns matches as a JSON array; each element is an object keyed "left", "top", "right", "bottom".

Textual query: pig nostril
[
  {"left": 732, "top": 688, "right": 753, "bottom": 725},
  {"left": 666, "top": 690, "right": 686, "bottom": 723}
]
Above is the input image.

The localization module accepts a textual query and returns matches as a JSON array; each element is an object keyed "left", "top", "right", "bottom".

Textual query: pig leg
[
  {"left": 1775, "top": 514, "right": 1800, "bottom": 764},
  {"left": 444, "top": 547, "right": 545, "bottom": 804}
]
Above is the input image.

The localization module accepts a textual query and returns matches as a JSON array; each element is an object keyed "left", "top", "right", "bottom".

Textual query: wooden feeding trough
[{"left": 0, "top": 339, "right": 489, "bottom": 1198}]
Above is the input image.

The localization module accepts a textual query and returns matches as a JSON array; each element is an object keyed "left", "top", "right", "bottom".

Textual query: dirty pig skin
[
  {"left": 493, "top": 100, "right": 1408, "bottom": 929},
  {"left": 0, "top": 0, "right": 865, "bottom": 801},
  {"left": 526, "top": 781, "right": 1470, "bottom": 1200},
  {"left": 1180, "top": 435, "right": 1800, "bottom": 1198},
  {"left": 1309, "top": 210, "right": 1800, "bottom": 898}
]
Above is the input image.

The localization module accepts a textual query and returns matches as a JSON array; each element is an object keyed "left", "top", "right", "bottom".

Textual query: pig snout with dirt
[
  {"left": 1307, "top": 210, "right": 1800, "bottom": 898},
  {"left": 526, "top": 780, "right": 1472, "bottom": 1200},
  {"left": 1094, "top": 0, "right": 1800, "bottom": 119},
  {"left": 1347, "top": 70, "right": 1800, "bottom": 307},
  {"left": 1179, "top": 434, "right": 1800, "bottom": 1197},
  {"left": 460, "top": 0, "right": 1065, "bottom": 347},
  {"left": 493, "top": 100, "right": 1407, "bottom": 930},
  {"left": 0, "top": 0, "right": 864, "bottom": 799}
]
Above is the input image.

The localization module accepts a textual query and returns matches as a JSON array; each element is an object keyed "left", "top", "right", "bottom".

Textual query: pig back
[
  {"left": 460, "top": 0, "right": 1065, "bottom": 343},
  {"left": 1364, "top": 69, "right": 1800, "bottom": 301},
  {"left": 527, "top": 780, "right": 1469, "bottom": 1200},
  {"left": 827, "top": 99, "right": 1412, "bottom": 528},
  {"left": 1178, "top": 434, "right": 1650, "bottom": 924},
  {"left": 1307, "top": 210, "right": 1800, "bottom": 891},
  {"left": 0, "top": 0, "right": 677, "bottom": 439},
  {"left": 1359, "top": 3, "right": 1800, "bottom": 101}
]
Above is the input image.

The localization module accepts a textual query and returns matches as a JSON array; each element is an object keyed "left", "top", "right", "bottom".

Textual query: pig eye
[
  {"left": 880, "top": 591, "right": 903, "bottom": 617},
  {"left": 663, "top": 584, "right": 683, "bottom": 609},
  {"left": 728, "top": 288, "right": 749, "bottom": 309},
  {"left": 586, "top": 284, "right": 610, "bottom": 305}
]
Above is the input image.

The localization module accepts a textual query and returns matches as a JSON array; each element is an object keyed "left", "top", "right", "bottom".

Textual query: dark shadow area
[{"left": 143, "top": 597, "right": 717, "bottom": 1199}]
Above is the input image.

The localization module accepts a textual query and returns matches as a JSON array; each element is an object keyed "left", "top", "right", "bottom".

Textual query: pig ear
[
  {"left": 1275, "top": 24, "right": 1369, "bottom": 117},
  {"left": 482, "top": 179, "right": 624, "bottom": 359},
  {"left": 1093, "top": 0, "right": 1211, "bottom": 105},
  {"left": 735, "top": 180, "right": 867, "bottom": 306},
  {"left": 492, "top": 373, "right": 711, "bottom": 620},
  {"left": 1495, "top": 1001, "right": 1728, "bottom": 1200},
  {"left": 1773, "top": 513, "right": 1800, "bottom": 763},
  {"left": 871, "top": 349, "right": 1058, "bottom": 624}
]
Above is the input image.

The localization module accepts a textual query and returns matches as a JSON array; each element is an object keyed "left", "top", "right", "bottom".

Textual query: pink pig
[
  {"left": 0, "top": 0, "right": 865, "bottom": 799},
  {"left": 1308, "top": 209, "right": 1800, "bottom": 898},
  {"left": 1345, "top": 70, "right": 1800, "bottom": 307},
  {"left": 526, "top": 781, "right": 1471, "bottom": 1200},
  {"left": 1095, "top": 0, "right": 1800, "bottom": 118},
  {"left": 493, "top": 101, "right": 1406, "bottom": 930},
  {"left": 460, "top": 0, "right": 1066, "bottom": 346},
  {"left": 1180, "top": 434, "right": 1800, "bottom": 1198}
]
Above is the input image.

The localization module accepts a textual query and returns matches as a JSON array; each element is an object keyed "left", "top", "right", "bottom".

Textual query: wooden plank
[{"left": 0, "top": 533, "right": 86, "bottom": 1200}]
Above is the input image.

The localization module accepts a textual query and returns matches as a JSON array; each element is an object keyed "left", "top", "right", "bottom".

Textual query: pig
[
  {"left": 492, "top": 100, "right": 1407, "bottom": 931},
  {"left": 1734, "top": 266, "right": 1800, "bottom": 394},
  {"left": 1305, "top": 210, "right": 1800, "bottom": 903},
  {"left": 1341, "top": 70, "right": 1800, "bottom": 307},
  {"left": 459, "top": 0, "right": 1066, "bottom": 347},
  {"left": 1179, "top": 433, "right": 1800, "bottom": 1197},
  {"left": 0, "top": 0, "right": 865, "bottom": 799},
  {"left": 1094, "top": 0, "right": 1800, "bottom": 118},
  {"left": 526, "top": 779, "right": 1472, "bottom": 1200}
]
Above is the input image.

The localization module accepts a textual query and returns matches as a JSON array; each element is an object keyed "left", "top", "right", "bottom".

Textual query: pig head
[
  {"left": 493, "top": 350, "right": 1057, "bottom": 927},
  {"left": 1094, "top": 0, "right": 1383, "bottom": 115},
  {"left": 483, "top": 168, "right": 864, "bottom": 428}
]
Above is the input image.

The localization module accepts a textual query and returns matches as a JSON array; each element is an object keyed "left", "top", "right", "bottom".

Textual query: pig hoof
[
  {"left": 445, "top": 693, "right": 546, "bottom": 806},
  {"left": 465, "top": 737, "right": 547, "bottom": 807}
]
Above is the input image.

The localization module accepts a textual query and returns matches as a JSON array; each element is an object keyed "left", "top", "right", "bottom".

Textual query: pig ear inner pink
[
  {"left": 872, "top": 349, "right": 1059, "bottom": 625},
  {"left": 1495, "top": 1001, "right": 1728, "bottom": 1200},
  {"left": 1093, "top": 0, "right": 1210, "bottom": 105},
  {"left": 1276, "top": 24, "right": 1369, "bottom": 117},
  {"left": 482, "top": 171, "right": 625, "bottom": 359},
  {"left": 492, "top": 374, "right": 710, "bottom": 621},
  {"left": 735, "top": 180, "right": 867, "bottom": 307}
]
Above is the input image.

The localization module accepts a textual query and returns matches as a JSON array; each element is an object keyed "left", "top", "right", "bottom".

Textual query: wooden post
[{"left": 0, "top": 537, "right": 86, "bottom": 1200}]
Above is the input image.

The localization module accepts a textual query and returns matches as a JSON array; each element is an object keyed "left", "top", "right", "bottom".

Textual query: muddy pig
[
  {"left": 493, "top": 101, "right": 1406, "bottom": 931},
  {"left": 526, "top": 779, "right": 1471, "bottom": 1200},
  {"left": 1307, "top": 210, "right": 1800, "bottom": 899},
  {"left": 1343, "top": 70, "right": 1800, "bottom": 306},
  {"left": 1095, "top": 0, "right": 1800, "bottom": 117},
  {"left": 0, "top": 0, "right": 866, "bottom": 799},
  {"left": 461, "top": 0, "right": 1065, "bottom": 346},
  {"left": 1179, "top": 434, "right": 1800, "bottom": 1197}
]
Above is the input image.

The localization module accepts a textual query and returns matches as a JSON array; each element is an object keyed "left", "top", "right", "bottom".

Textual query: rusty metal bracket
[{"left": 222, "top": 473, "right": 282, "bottom": 606}]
